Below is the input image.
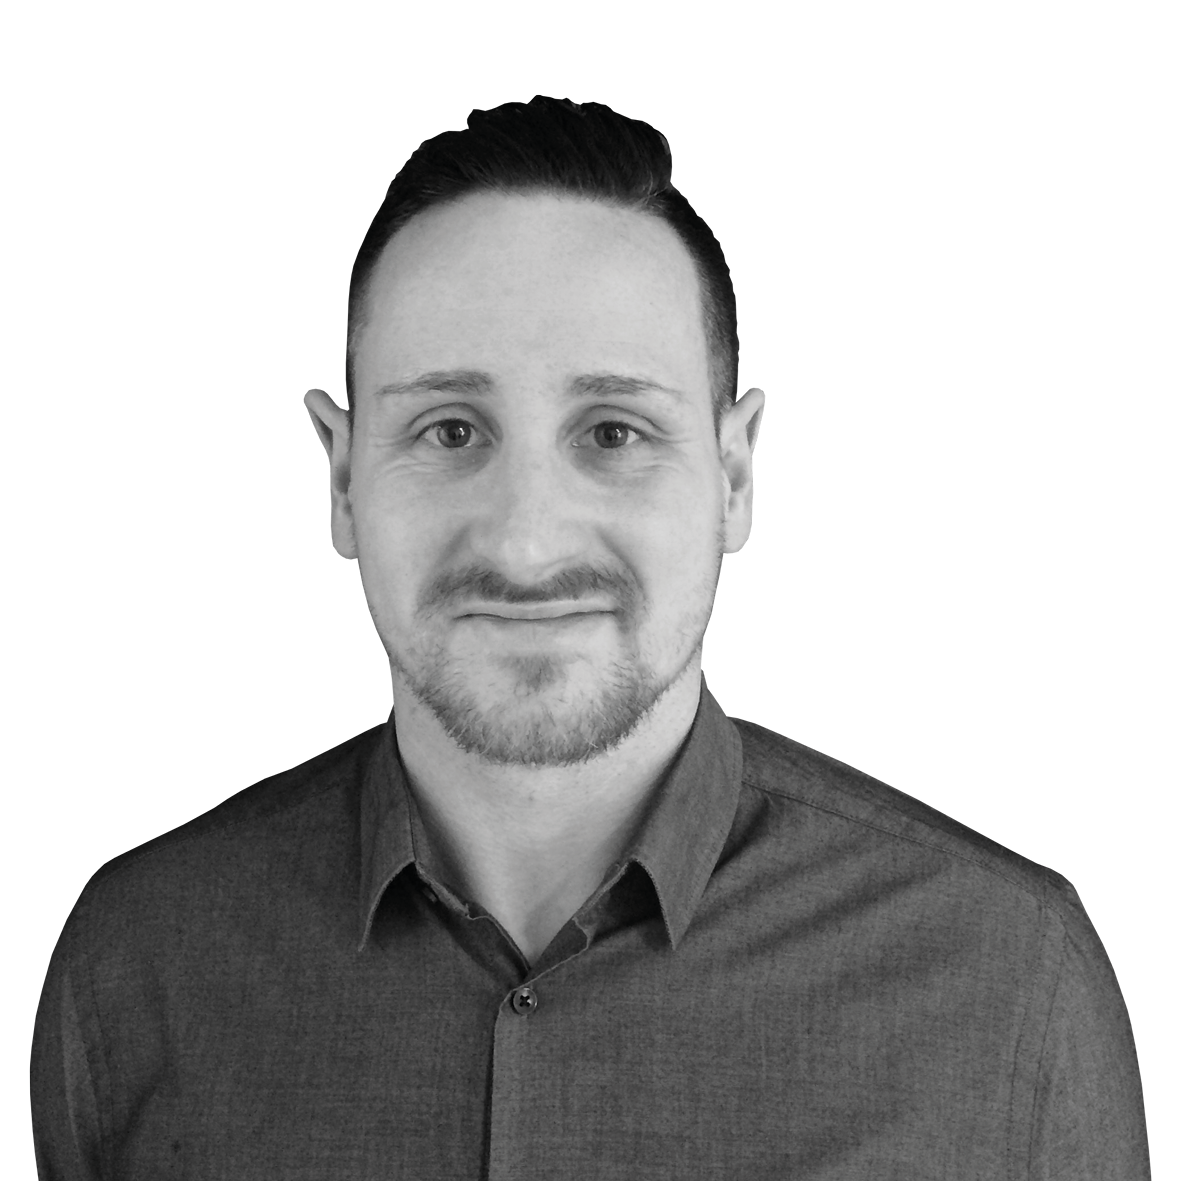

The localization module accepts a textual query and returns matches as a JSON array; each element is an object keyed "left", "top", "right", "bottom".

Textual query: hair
[{"left": 346, "top": 96, "right": 738, "bottom": 428}]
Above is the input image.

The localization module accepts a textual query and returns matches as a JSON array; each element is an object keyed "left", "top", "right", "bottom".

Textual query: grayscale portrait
[{"left": 26, "top": 90, "right": 1157, "bottom": 1179}]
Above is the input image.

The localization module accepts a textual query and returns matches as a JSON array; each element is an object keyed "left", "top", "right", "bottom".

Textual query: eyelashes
[
  {"left": 418, "top": 417, "right": 650, "bottom": 452},
  {"left": 574, "top": 421, "right": 645, "bottom": 450},
  {"left": 426, "top": 419, "right": 481, "bottom": 449}
]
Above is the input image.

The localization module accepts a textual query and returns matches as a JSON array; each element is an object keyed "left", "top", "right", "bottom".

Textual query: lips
[{"left": 460, "top": 600, "right": 614, "bottom": 622}]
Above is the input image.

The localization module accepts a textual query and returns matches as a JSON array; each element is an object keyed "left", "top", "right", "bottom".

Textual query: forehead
[{"left": 352, "top": 191, "right": 710, "bottom": 404}]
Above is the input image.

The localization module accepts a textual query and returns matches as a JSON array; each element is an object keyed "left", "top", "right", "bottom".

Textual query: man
[{"left": 32, "top": 97, "right": 1149, "bottom": 1179}]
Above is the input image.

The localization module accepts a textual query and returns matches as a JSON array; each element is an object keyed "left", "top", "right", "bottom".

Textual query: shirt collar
[
  {"left": 356, "top": 720, "right": 417, "bottom": 950},
  {"left": 357, "top": 677, "right": 745, "bottom": 951},
  {"left": 621, "top": 681, "right": 745, "bottom": 947}
]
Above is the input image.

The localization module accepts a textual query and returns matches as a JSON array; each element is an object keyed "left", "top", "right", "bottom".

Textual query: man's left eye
[{"left": 588, "top": 422, "right": 638, "bottom": 449}]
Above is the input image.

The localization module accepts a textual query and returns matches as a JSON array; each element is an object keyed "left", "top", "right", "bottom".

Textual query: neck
[{"left": 392, "top": 664, "right": 702, "bottom": 966}]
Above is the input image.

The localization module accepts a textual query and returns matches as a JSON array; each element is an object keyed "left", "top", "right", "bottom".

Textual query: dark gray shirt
[{"left": 32, "top": 684, "right": 1150, "bottom": 1178}]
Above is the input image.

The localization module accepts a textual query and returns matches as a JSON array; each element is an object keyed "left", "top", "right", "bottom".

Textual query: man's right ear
[{"left": 303, "top": 389, "right": 357, "bottom": 560}]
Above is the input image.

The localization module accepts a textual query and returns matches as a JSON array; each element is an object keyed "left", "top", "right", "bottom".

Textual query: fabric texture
[{"left": 31, "top": 683, "right": 1150, "bottom": 1179}]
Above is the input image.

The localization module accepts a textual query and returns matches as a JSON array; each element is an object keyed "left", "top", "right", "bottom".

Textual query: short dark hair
[{"left": 346, "top": 96, "right": 738, "bottom": 427}]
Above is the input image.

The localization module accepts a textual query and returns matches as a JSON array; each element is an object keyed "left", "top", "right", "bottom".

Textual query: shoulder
[
  {"left": 726, "top": 717, "right": 1148, "bottom": 1172},
  {"left": 62, "top": 724, "right": 385, "bottom": 945},
  {"left": 729, "top": 715, "right": 1091, "bottom": 936},
  {"left": 94, "top": 723, "right": 382, "bottom": 880}
]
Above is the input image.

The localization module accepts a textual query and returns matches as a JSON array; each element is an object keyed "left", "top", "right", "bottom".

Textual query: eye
[
  {"left": 425, "top": 419, "right": 480, "bottom": 449},
  {"left": 588, "top": 421, "right": 640, "bottom": 449}
]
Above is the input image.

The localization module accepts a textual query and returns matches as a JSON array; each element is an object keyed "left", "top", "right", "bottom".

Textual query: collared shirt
[{"left": 32, "top": 683, "right": 1150, "bottom": 1179}]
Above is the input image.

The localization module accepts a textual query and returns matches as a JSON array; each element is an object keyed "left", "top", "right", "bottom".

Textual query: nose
[{"left": 466, "top": 441, "right": 587, "bottom": 586}]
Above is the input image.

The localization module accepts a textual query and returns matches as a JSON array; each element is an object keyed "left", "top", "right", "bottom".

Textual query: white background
[{"left": 4, "top": 1, "right": 1177, "bottom": 1174}]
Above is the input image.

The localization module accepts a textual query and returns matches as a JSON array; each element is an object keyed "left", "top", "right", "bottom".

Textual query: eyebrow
[
  {"left": 374, "top": 370, "right": 494, "bottom": 399},
  {"left": 566, "top": 373, "right": 683, "bottom": 401},
  {"left": 373, "top": 369, "right": 682, "bottom": 401}
]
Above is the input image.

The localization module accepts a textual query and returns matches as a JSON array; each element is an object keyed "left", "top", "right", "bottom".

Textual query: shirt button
[
  {"left": 510, "top": 986, "right": 538, "bottom": 1016},
  {"left": 421, "top": 886, "right": 438, "bottom": 905}
]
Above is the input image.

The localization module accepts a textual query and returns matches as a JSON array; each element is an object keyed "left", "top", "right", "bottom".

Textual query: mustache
[{"left": 422, "top": 564, "right": 640, "bottom": 614}]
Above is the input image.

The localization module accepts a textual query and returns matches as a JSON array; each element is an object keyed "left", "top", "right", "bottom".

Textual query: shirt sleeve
[
  {"left": 30, "top": 926, "right": 105, "bottom": 1181},
  {"left": 1025, "top": 894, "right": 1151, "bottom": 1180}
]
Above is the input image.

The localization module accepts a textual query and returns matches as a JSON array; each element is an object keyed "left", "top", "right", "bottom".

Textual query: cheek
[
  {"left": 351, "top": 497, "right": 434, "bottom": 613},
  {"left": 620, "top": 489, "right": 723, "bottom": 587},
  {"left": 353, "top": 455, "right": 443, "bottom": 541}
]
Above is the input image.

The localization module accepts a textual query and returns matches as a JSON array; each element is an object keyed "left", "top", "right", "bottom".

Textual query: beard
[
  {"left": 378, "top": 555, "right": 718, "bottom": 767},
  {"left": 398, "top": 644, "right": 678, "bottom": 766}
]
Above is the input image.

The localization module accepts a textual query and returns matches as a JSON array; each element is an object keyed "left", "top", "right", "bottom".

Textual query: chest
[{"left": 103, "top": 895, "right": 1031, "bottom": 1181}]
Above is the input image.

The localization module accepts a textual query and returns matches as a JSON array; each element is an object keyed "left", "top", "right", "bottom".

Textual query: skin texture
[{"left": 307, "top": 191, "right": 763, "bottom": 962}]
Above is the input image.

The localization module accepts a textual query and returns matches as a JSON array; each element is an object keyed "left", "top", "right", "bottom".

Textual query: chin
[{"left": 403, "top": 652, "right": 674, "bottom": 767}]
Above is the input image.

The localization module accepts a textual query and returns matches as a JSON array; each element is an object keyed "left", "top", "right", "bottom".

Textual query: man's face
[{"left": 346, "top": 191, "right": 747, "bottom": 765}]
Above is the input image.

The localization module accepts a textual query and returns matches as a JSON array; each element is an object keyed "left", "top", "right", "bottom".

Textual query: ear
[
  {"left": 303, "top": 388, "right": 357, "bottom": 560},
  {"left": 719, "top": 387, "right": 765, "bottom": 554}
]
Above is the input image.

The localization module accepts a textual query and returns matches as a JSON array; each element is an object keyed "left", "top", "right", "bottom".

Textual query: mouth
[
  {"left": 459, "top": 600, "right": 616, "bottom": 623},
  {"left": 460, "top": 604, "right": 614, "bottom": 623}
]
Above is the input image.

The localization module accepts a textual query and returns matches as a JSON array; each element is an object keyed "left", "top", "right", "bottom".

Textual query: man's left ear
[{"left": 719, "top": 387, "right": 765, "bottom": 554}]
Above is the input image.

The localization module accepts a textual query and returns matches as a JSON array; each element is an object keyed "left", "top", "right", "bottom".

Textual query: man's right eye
[{"left": 426, "top": 419, "right": 478, "bottom": 449}]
